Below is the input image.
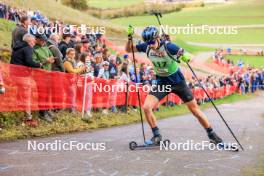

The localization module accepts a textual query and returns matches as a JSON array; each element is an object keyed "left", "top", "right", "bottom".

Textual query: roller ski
[
  {"left": 129, "top": 135, "right": 170, "bottom": 150},
  {"left": 208, "top": 131, "right": 239, "bottom": 152}
]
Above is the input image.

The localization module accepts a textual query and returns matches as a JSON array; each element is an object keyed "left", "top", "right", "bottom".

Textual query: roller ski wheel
[
  {"left": 129, "top": 141, "right": 137, "bottom": 150},
  {"left": 129, "top": 139, "right": 170, "bottom": 150}
]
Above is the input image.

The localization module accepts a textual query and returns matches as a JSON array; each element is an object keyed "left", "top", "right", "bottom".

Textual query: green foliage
[
  {"left": 111, "top": 0, "right": 264, "bottom": 26},
  {"left": 61, "top": 0, "right": 88, "bottom": 10},
  {"left": 0, "top": 19, "right": 15, "bottom": 50},
  {"left": 174, "top": 39, "right": 213, "bottom": 54},
  {"left": 88, "top": 0, "right": 144, "bottom": 9},
  {"left": 88, "top": 2, "right": 203, "bottom": 19}
]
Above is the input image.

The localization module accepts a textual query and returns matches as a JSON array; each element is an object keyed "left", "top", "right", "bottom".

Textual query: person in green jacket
[
  {"left": 33, "top": 34, "right": 54, "bottom": 70},
  {"left": 32, "top": 33, "right": 54, "bottom": 122}
]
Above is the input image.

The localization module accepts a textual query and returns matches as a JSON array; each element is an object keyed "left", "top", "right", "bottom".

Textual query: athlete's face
[{"left": 148, "top": 39, "right": 160, "bottom": 50}]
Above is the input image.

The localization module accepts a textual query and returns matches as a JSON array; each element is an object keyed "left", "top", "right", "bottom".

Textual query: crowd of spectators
[
  {"left": 213, "top": 49, "right": 264, "bottom": 94},
  {"left": 0, "top": 3, "right": 159, "bottom": 123},
  {"left": 0, "top": 3, "right": 263, "bottom": 125}
]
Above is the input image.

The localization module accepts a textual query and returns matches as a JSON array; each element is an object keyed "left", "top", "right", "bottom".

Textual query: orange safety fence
[
  {"left": 0, "top": 62, "right": 238, "bottom": 112},
  {"left": 206, "top": 60, "right": 246, "bottom": 75}
]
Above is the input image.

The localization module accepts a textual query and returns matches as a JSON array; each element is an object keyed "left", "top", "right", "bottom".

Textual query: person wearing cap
[
  {"left": 32, "top": 33, "right": 55, "bottom": 122},
  {"left": 81, "top": 38, "right": 90, "bottom": 52},
  {"left": 98, "top": 61, "right": 110, "bottom": 79},
  {"left": 28, "top": 16, "right": 38, "bottom": 36},
  {"left": 32, "top": 33, "right": 54, "bottom": 70},
  {"left": 98, "top": 60, "right": 111, "bottom": 114}
]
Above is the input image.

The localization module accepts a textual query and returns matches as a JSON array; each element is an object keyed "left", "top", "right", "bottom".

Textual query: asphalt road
[{"left": 0, "top": 92, "right": 264, "bottom": 176}]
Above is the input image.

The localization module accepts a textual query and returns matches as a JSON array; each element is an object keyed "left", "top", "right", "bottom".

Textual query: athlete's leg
[
  {"left": 174, "top": 81, "right": 223, "bottom": 144},
  {"left": 185, "top": 99, "right": 210, "bottom": 128},
  {"left": 185, "top": 99, "right": 223, "bottom": 143},
  {"left": 142, "top": 94, "right": 159, "bottom": 128}
]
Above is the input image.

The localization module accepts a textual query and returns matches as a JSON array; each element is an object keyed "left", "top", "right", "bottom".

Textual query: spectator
[
  {"left": 109, "top": 55, "right": 118, "bottom": 79},
  {"left": 119, "top": 64, "right": 130, "bottom": 82},
  {"left": 47, "top": 34, "right": 65, "bottom": 72},
  {"left": 0, "top": 3, "right": 6, "bottom": 19},
  {"left": 59, "top": 33, "right": 71, "bottom": 60},
  {"left": 139, "top": 63, "right": 148, "bottom": 85},
  {"left": 101, "top": 44, "right": 109, "bottom": 60},
  {"left": 130, "top": 67, "right": 141, "bottom": 83},
  {"left": 29, "top": 16, "right": 39, "bottom": 35},
  {"left": 11, "top": 15, "right": 30, "bottom": 49},
  {"left": 10, "top": 34, "right": 43, "bottom": 121},
  {"left": 33, "top": 33, "right": 55, "bottom": 122},
  {"left": 0, "top": 71, "right": 4, "bottom": 94},
  {"left": 11, "top": 34, "right": 42, "bottom": 68},
  {"left": 33, "top": 34, "right": 54, "bottom": 70},
  {"left": 77, "top": 52, "right": 94, "bottom": 119},
  {"left": 47, "top": 34, "right": 65, "bottom": 111},
  {"left": 98, "top": 61, "right": 110, "bottom": 79},
  {"left": 77, "top": 52, "right": 94, "bottom": 77},
  {"left": 74, "top": 42, "right": 83, "bottom": 62},
  {"left": 64, "top": 48, "right": 86, "bottom": 74},
  {"left": 119, "top": 64, "right": 130, "bottom": 113},
  {"left": 115, "top": 52, "right": 122, "bottom": 66},
  {"left": 81, "top": 38, "right": 90, "bottom": 52},
  {"left": 93, "top": 52, "right": 103, "bottom": 77},
  {"left": 64, "top": 48, "right": 86, "bottom": 113}
]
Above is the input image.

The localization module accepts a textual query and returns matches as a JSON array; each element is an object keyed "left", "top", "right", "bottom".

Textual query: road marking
[
  {"left": 208, "top": 155, "right": 240, "bottom": 162},
  {"left": 163, "top": 158, "right": 170, "bottom": 164},
  {"left": 46, "top": 167, "right": 68, "bottom": 175}
]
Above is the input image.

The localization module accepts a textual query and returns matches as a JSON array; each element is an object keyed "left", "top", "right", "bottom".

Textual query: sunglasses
[{"left": 147, "top": 40, "right": 156, "bottom": 46}]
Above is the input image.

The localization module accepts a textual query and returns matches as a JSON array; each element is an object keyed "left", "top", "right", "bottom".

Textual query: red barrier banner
[{"left": 0, "top": 62, "right": 238, "bottom": 112}]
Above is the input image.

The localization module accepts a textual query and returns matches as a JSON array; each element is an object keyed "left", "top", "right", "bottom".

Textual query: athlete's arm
[
  {"left": 166, "top": 42, "right": 191, "bottom": 62},
  {"left": 125, "top": 39, "right": 138, "bottom": 53},
  {"left": 125, "top": 41, "right": 148, "bottom": 53}
]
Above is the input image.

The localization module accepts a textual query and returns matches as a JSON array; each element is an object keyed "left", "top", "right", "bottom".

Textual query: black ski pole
[
  {"left": 153, "top": 12, "right": 167, "bottom": 39},
  {"left": 186, "top": 62, "right": 244, "bottom": 151},
  {"left": 129, "top": 35, "right": 146, "bottom": 143}
]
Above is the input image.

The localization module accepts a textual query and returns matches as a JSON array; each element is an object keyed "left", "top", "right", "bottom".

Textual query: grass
[
  {"left": 2, "top": 0, "right": 126, "bottom": 38},
  {"left": 110, "top": 0, "right": 264, "bottom": 44},
  {"left": 87, "top": 0, "right": 144, "bottom": 9},
  {"left": 225, "top": 55, "right": 264, "bottom": 68},
  {"left": 0, "top": 19, "right": 15, "bottom": 49},
  {"left": 111, "top": 0, "right": 264, "bottom": 26},
  {"left": 0, "top": 93, "right": 255, "bottom": 141},
  {"left": 174, "top": 28, "right": 264, "bottom": 44},
  {"left": 175, "top": 38, "right": 213, "bottom": 54}
]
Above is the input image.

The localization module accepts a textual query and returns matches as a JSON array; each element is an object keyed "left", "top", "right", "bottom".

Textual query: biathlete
[{"left": 125, "top": 26, "right": 223, "bottom": 145}]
